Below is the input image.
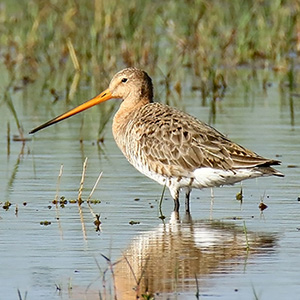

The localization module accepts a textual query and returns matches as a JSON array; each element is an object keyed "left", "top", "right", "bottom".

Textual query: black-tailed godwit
[{"left": 30, "top": 68, "right": 284, "bottom": 212}]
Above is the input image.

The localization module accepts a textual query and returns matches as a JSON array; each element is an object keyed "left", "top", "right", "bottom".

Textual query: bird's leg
[
  {"left": 184, "top": 210, "right": 192, "bottom": 223},
  {"left": 185, "top": 188, "right": 191, "bottom": 213},
  {"left": 173, "top": 190, "right": 180, "bottom": 212}
]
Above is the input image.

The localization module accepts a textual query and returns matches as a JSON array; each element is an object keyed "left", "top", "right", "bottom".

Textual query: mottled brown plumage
[
  {"left": 116, "top": 101, "right": 280, "bottom": 174},
  {"left": 30, "top": 67, "right": 284, "bottom": 212}
]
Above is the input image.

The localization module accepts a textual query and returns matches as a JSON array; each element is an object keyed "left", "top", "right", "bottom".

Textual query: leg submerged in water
[
  {"left": 173, "top": 189, "right": 180, "bottom": 212},
  {"left": 185, "top": 188, "right": 191, "bottom": 213},
  {"left": 171, "top": 187, "right": 191, "bottom": 212}
]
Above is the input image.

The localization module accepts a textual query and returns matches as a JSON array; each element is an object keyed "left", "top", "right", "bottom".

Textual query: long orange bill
[{"left": 29, "top": 88, "right": 113, "bottom": 134}]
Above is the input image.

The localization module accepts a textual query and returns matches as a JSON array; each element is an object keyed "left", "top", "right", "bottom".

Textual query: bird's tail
[{"left": 257, "top": 166, "right": 284, "bottom": 177}]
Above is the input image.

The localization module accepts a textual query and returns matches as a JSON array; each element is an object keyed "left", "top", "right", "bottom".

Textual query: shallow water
[{"left": 1, "top": 70, "right": 300, "bottom": 299}]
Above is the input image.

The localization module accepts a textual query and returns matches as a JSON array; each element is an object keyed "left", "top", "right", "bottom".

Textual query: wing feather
[{"left": 125, "top": 103, "right": 281, "bottom": 177}]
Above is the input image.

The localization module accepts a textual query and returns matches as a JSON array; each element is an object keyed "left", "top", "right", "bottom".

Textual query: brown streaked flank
[{"left": 30, "top": 67, "right": 284, "bottom": 212}]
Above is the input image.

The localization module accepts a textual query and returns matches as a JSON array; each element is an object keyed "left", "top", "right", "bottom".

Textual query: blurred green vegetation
[{"left": 0, "top": 0, "right": 299, "bottom": 114}]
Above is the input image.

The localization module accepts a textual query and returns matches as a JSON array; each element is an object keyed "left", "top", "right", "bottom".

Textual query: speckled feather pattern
[{"left": 125, "top": 103, "right": 281, "bottom": 173}]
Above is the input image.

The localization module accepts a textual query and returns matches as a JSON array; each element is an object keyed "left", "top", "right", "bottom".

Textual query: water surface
[{"left": 0, "top": 70, "right": 300, "bottom": 299}]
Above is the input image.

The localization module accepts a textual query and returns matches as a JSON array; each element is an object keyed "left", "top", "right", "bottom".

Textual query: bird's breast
[{"left": 112, "top": 107, "right": 141, "bottom": 161}]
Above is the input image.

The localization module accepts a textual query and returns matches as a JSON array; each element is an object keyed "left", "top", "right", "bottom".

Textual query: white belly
[{"left": 131, "top": 157, "right": 263, "bottom": 197}]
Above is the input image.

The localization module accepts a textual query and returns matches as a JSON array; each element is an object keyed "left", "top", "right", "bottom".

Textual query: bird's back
[{"left": 114, "top": 102, "right": 283, "bottom": 183}]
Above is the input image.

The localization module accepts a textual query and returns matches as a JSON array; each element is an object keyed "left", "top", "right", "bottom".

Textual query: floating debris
[
  {"left": 94, "top": 214, "right": 101, "bottom": 226},
  {"left": 94, "top": 214, "right": 101, "bottom": 232},
  {"left": 60, "top": 197, "right": 67, "bottom": 205},
  {"left": 40, "top": 220, "right": 51, "bottom": 226},
  {"left": 87, "top": 199, "right": 101, "bottom": 204},
  {"left": 236, "top": 188, "right": 243, "bottom": 201},
  {"left": 3, "top": 201, "right": 12, "bottom": 210},
  {"left": 231, "top": 216, "right": 243, "bottom": 220},
  {"left": 259, "top": 202, "right": 268, "bottom": 211},
  {"left": 129, "top": 220, "right": 140, "bottom": 225}
]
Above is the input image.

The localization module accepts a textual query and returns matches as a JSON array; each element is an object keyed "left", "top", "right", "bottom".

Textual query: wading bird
[{"left": 30, "top": 68, "right": 284, "bottom": 212}]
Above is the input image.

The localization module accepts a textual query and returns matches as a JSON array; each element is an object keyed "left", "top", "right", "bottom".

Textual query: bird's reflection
[{"left": 114, "top": 212, "right": 277, "bottom": 299}]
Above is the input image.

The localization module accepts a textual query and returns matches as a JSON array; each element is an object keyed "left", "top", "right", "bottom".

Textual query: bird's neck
[{"left": 112, "top": 96, "right": 150, "bottom": 151}]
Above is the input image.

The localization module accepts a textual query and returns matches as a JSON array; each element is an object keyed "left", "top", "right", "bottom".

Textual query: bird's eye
[{"left": 121, "top": 78, "right": 128, "bottom": 83}]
